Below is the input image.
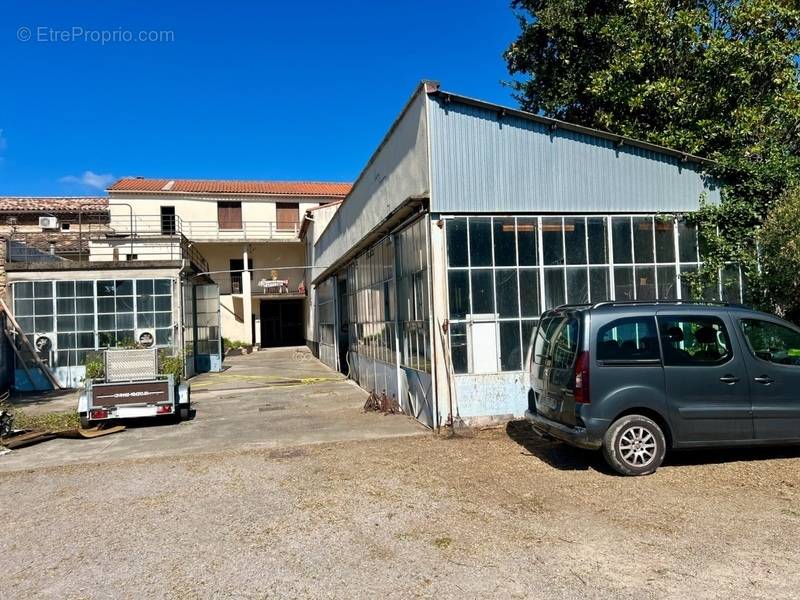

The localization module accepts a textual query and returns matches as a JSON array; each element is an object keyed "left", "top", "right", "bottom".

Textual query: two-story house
[{"left": 106, "top": 178, "right": 350, "bottom": 348}]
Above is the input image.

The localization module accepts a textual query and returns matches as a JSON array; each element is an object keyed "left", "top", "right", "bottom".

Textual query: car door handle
[
  {"left": 719, "top": 375, "right": 740, "bottom": 384},
  {"left": 754, "top": 375, "right": 774, "bottom": 385}
]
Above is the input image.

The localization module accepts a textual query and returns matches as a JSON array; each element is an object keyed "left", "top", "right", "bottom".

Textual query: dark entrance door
[{"left": 260, "top": 299, "right": 304, "bottom": 347}]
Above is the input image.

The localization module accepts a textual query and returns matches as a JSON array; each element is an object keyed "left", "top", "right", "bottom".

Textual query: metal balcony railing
[
  {"left": 211, "top": 268, "right": 309, "bottom": 297},
  {"left": 110, "top": 215, "right": 302, "bottom": 241}
]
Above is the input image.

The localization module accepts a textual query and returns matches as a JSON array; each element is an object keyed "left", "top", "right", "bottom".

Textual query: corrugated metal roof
[
  {"left": 108, "top": 178, "right": 352, "bottom": 197},
  {"left": 0, "top": 197, "right": 108, "bottom": 213}
]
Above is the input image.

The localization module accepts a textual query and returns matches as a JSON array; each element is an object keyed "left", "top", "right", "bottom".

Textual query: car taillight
[
  {"left": 574, "top": 351, "right": 590, "bottom": 404},
  {"left": 90, "top": 409, "right": 108, "bottom": 419},
  {"left": 157, "top": 405, "right": 173, "bottom": 414}
]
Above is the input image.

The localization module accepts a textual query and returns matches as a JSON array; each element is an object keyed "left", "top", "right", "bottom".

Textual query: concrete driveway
[{"left": 0, "top": 347, "right": 427, "bottom": 472}]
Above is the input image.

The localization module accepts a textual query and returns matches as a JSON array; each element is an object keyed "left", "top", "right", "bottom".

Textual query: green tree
[
  {"left": 505, "top": 0, "right": 800, "bottom": 307},
  {"left": 758, "top": 185, "right": 800, "bottom": 321}
]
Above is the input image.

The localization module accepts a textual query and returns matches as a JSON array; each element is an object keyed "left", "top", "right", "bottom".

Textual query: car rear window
[
  {"left": 597, "top": 317, "right": 660, "bottom": 361},
  {"left": 533, "top": 316, "right": 579, "bottom": 368}
]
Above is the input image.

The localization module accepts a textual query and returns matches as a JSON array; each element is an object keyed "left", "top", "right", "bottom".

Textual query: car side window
[
  {"left": 597, "top": 317, "right": 660, "bottom": 362},
  {"left": 740, "top": 319, "right": 800, "bottom": 366},
  {"left": 657, "top": 315, "right": 732, "bottom": 366}
]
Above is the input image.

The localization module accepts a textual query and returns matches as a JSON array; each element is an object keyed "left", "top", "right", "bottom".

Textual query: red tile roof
[
  {"left": 0, "top": 197, "right": 108, "bottom": 213},
  {"left": 108, "top": 178, "right": 352, "bottom": 198}
]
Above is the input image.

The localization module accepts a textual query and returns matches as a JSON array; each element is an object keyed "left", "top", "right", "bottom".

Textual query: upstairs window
[
  {"left": 217, "top": 201, "right": 242, "bottom": 230},
  {"left": 276, "top": 202, "right": 299, "bottom": 231}
]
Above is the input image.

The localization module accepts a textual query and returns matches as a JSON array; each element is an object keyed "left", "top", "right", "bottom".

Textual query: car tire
[
  {"left": 602, "top": 415, "right": 666, "bottom": 476},
  {"left": 79, "top": 414, "right": 93, "bottom": 430}
]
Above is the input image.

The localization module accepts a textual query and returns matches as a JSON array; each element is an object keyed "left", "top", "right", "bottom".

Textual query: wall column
[{"left": 242, "top": 244, "right": 253, "bottom": 345}]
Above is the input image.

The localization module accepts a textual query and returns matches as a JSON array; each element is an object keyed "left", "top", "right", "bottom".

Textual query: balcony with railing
[
  {"left": 211, "top": 267, "right": 309, "bottom": 297},
  {"left": 5, "top": 219, "right": 209, "bottom": 273},
  {"left": 111, "top": 214, "right": 302, "bottom": 242}
]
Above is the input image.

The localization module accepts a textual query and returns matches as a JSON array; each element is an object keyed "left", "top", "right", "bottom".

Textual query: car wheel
[
  {"left": 79, "top": 414, "right": 93, "bottom": 430},
  {"left": 602, "top": 415, "right": 666, "bottom": 476}
]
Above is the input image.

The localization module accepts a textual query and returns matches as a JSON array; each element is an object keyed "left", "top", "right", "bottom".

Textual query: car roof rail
[{"left": 590, "top": 299, "right": 732, "bottom": 309}]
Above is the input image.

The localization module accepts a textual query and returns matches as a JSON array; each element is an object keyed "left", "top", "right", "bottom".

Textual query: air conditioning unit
[
  {"left": 34, "top": 334, "right": 56, "bottom": 354},
  {"left": 136, "top": 328, "right": 156, "bottom": 349},
  {"left": 39, "top": 216, "right": 58, "bottom": 230}
]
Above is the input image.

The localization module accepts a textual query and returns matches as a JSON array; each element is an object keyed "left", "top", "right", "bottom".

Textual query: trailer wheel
[
  {"left": 178, "top": 406, "right": 189, "bottom": 420},
  {"left": 79, "top": 414, "right": 93, "bottom": 430}
]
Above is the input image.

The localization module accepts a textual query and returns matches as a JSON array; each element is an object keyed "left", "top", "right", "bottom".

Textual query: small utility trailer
[{"left": 78, "top": 348, "right": 190, "bottom": 428}]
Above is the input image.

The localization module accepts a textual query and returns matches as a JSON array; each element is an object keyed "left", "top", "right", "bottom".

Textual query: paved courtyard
[{"left": 0, "top": 347, "right": 426, "bottom": 472}]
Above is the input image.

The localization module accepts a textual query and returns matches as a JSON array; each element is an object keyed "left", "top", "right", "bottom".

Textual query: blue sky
[{"left": 0, "top": 1, "right": 521, "bottom": 195}]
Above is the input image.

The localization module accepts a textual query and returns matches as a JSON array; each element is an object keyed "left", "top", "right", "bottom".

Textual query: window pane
[
  {"left": 655, "top": 220, "right": 675, "bottom": 263},
  {"left": 493, "top": 218, "right": 517, "bottom": 266},
  {"left": 659, "top": 316, "right": 732, "bottom": 366},
  {"left": 450, "top": 322, "right": 468, "bottom": 374},
  {"left": 75, "top": 297, "right": 94, "bottom": 314},
  {"left": 566, "top": 268, "right": 588, "bottom": 304},
  {"left": 34, "top": 282, "right": 53, "bottom": 297},
  {"left": 446, "top": 219, "right": 468, "bottom": 267},
  {"left": 56, "top": 281, "right": 74, "bottom": 297},
  {"left": 551, "top": 318, "right": 579, "bottom": 369},
  {"left": 635, "top": 266, "right": 656, "bottom": 300},
  {"left": 137, "top": 295, "right": 154, "bottom": 312},
  {"left": 34, "top": 299, "right": 53, "bottom": 315},
  {"left": 517, "top": 218, "right": 538, "bottom": 266},
  {"left": 34, "top": 316, "right": 53, "bottom": 332},
  {"left": 97, "top": 280, "right": 115, "bottom": 296},
  {"left": 496, "top": 269, "right": 519, "bottom": 318},
  {"left": 614, "top": 267, "right": 635, "bottom": 301},
  {"left": 155, "top": 296, "right": 172, "bottom": 311},
  {"left": 469, "top": 218, "right": 492, "bottom": 267},
  {"left": 14, "top": 282, "right": 34, "bottom": 299},
  {"left": 612, "top": 217, "right": 632, "bottom": 264},
  {"left": 76, "top": 281, "right": 94, "bottom": 297},
  {"left": 633, "top": 217, "right": 654, "bottom": 263},
  {"left": 448, "top": 271, "right": 469, "bottom": 319},
  {"left": 657, "top": 266, "right": 678, "bottom": 299},
  {"left": 564, "top": 217, "right": 587, "bottom": 265},
  {"left": 97, "top": 298, "right": 115, "bottom": 313},
  {"left": 77, "top": 315, "right": 94, "bottom": 331},
  {"left": 521, "top": 320, "right": 538, "bottom": 366},
  {"left": 589, "top": 267, "right": 610, "bottom": 302},
  {"left": 117, "top": 313, "right": 134, "bottom": 329},
  {"left": 137, "top": 279, "right": 154, "bottom": 295},
  {"left": 56, "top": 299, "right": 75, "bottom": 315},
  {"left": 471, "top": 270, "right": 495, "bottom": 314},
  {"left": 57, "top": 315, "right": 76, "bottom": 331},
  {"left": 542, "top": 218, "right": 564, "bottom": 265},
  {"left": 154, "top": 280, "right": 171, "bottom": 295},
  {"left": 116, "top": 297, "right": 134, "bottom": 312},
  {"left": 500, "top": 321, "right": 522, "bottom": 371},
  {"left": 678, "top": 219, "right": 699, "bottom": 263},
  {"left": 98, "top": 314, "right": 115, "bottom": 330},
  {"left": 587, "top": 217, "right": 608, "bottom": 264},
  {"left": 597, "top": 317, "right": 660, "bottom": 361},
  {"left": 722, "top": 265, "right": 742, "bottom": 303},
  {"left": 519, "top": 270, "right": 541, "bottom": 318},
  {"left": 15, "top": 299, "right": 33, "bottom": 316},
  {"left": 680, "top": 264, "right": 698, "bottom": 299},
  {"left": 741, "top": 319, "right": 800, "bottom": 366},
  {"left": 544, "top": 268, "right": 565, "bottom": 309}
]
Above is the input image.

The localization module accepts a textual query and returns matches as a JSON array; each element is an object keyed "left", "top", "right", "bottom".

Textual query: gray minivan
[{"left": 526, "top": 301, "right": 800, "bottom": 475}]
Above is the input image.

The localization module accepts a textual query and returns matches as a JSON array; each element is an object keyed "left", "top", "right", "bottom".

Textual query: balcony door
[{"left": 160, "top": 206, "right": 176, "bottom": 234}]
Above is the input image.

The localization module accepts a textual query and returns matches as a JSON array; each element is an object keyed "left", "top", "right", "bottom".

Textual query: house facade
[
  {"left": 312, "top": 81, "right": 729, "bottom": 428},
  {"left": 105, "top": 178, "right": 350, "bottom": 348}
]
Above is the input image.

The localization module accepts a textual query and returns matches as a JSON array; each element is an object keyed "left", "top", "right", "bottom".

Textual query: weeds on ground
[{"left": 0, "top": 402, "right": 80, "bottom": 434}]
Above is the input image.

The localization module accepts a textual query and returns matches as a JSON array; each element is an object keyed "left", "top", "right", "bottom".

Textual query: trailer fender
[
  {"left": 78, "top": 390, "right": 90, "bottom": 414},
  {"left": 178, "top": 383, "right": 190, "bottom": 405}
]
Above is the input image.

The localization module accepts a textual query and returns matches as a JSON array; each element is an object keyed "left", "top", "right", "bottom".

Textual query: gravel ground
[{"left": 2, "top": 421, "right": 800, "bottom": 599}]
